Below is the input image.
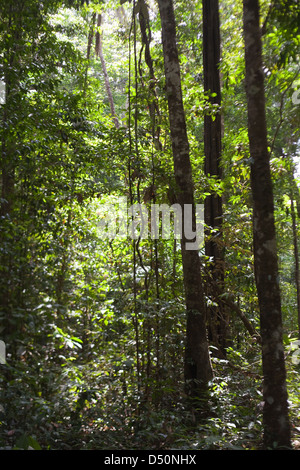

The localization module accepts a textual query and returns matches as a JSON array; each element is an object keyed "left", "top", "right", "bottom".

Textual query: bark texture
[
  {"left": 243, "top": 0, "right": 291, "bottom": 449},
  {"left": 202, "top": 0, "right": 227, "bottom": 355},
  {"left": 158, "top": 0, "right": 213, "bottom": 396}
]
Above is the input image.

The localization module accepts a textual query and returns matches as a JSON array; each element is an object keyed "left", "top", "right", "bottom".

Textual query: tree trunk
[
  {"left": 0, "top": 4, "right": 19, "bottom": 342},
  {"left": 243, "top": 0, "right": 291, "bottom": 449},
  {"left": 138, "top": 0, "right": 162, "bottom": 151},
  {"left": 83, "top": 12, "right": 96, "bottom": 101},
  {"left": 95, "top": 14, "right": 120, "bottom": 129},
  {"left": 290, "top": 195, "right": 300, "bottom": 339},
  {"left": 202, "top": 0, "right": 227, "bottom": 355},
  {"left": 157, "top": 0, "right": 213, "bottom": 397}
]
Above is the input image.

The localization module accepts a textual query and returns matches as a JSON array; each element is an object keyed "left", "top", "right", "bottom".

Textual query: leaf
[{"left": 15, "top": 435, "right": 41, "bottom": 450}]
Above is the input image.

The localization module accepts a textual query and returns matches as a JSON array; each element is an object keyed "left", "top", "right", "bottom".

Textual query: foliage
[{"left": 0, "top": 0, "right": 299, "bottom": 451}]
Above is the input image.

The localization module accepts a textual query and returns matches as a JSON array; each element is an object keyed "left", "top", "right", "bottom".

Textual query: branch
[{"left": 261, "top": 1, "right": 275, "bottom": 36}]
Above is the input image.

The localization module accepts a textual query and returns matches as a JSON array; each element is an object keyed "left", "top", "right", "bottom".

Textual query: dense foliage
[{"left": 0, "top": 0, "right": 299, "bottom": 450}]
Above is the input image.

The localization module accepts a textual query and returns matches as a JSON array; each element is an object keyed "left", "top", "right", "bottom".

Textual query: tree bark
[
  {"left": 202, "top": 0, "right": 227, "bottom": 355},
  {"left": 157, "top": 0, "right": 213, "bottom": 397},
  {"left": 243, "top": 0, "right": 291, "bottom": 449}
]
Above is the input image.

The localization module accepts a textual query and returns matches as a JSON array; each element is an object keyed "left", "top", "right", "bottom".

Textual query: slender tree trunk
[
  {"left": 83, "top": 12, "right": 96, "bottom": 102},
  {"left": 290, "top": 195, "right": 300, "bottom": 339},
  {"left": 138, "top": 0, "right": 162, "bottom": 151},
  {"left": 137, "top": 0, "right": 163, "bottom": 388},
  {"left": 243, "top": 0, "right": 291, "bottom": 449},
  {"left": 288, "top": 166, "right": 300, "bottom": 339},
  {"left": 158, "top": 0, "right": 213, "bottom": 397},
  {"left": 0, "top": 4, "right": 19, "bottom": 342},
  {"left": 202, "top": 0, "right": 227, "bottom": 355},
  {"left": 1, "top": 7, "right": 16, "bottom": 219},
  {"left": 95, "top": 14, "right": 120, "bottom": 129},
  {"left": 1, "top": 76, "right": 15, "bottom": 218}
]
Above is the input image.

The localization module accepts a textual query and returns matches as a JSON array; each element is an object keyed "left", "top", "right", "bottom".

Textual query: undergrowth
[{"left": 1, "top": 345, "right": 299, "bottom": 450}]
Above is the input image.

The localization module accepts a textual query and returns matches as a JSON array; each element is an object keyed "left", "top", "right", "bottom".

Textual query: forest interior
[{"left": 0, "top": 0, "right": 300, "bottom": 453}]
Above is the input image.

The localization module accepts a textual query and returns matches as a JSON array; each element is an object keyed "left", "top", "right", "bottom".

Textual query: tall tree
[
  {"left": 290, "top": 177, "right": 300, "bottom": 340},
  {"left": 202, "top": 0, "right": 227, "bottom": 355},
  {"left": 95, "top": 13, "right": 120, "bottom": 129},
  {"left": 243, "top": 0, "right": 291, "bottom": 449},
  {"left": 0, "top": 0, "right": 33, "bottom": 343},
  {"left": 157, "top": 0, "right": 213, "bottom": 398}
]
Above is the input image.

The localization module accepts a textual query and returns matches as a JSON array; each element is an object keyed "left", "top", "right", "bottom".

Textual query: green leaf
[{"left": 15, "top": 435, "right": 42, "bottom": 450}]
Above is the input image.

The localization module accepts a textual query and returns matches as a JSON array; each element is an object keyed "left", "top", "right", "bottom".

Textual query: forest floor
[{"left": 2, "top": 358, "right": 299, "bottom": 451}]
